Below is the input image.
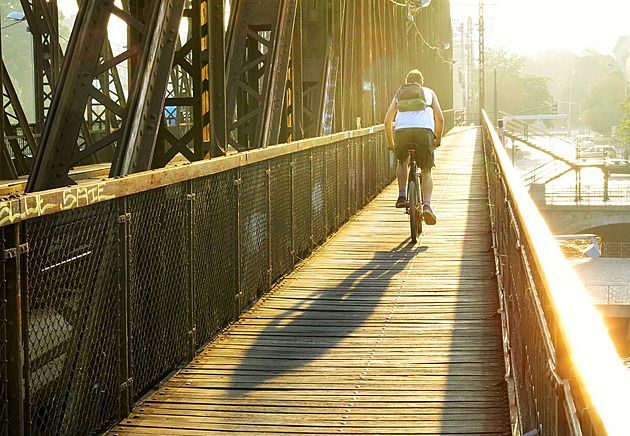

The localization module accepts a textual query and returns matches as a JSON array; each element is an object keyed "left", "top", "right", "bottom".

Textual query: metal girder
[
  {"left": 0, "top": 38, "right": 15, "bottom": 180},
  {"left": 25, "top": 0, "right": 117, "bottom": 192},
  {"left": 19, "top": 0, "right": 62, "bottom": 133},
  {"left": 1, "top": 61, "right": 38, "bottom": 177},
  {"left": 150, "top": 0, "right": 210, "bottom": 168},
  {"left": 110, "top": 0, "right": 186, "bottom": 176},
  {"left": 225, "top": 0, "right": 298, "bottom": 151}
]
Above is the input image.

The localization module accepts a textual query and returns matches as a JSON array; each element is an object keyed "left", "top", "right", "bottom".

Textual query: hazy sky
[
  {"left": 56, "top": 1, "right": 630, "bottom": 58},
  {"left": 451, "top": 0, "right": 630, "bottom": 57}
]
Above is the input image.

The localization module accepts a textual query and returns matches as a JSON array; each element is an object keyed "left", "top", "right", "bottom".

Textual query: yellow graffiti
[{"left": 0, "top": 183, "right": 114, "bottom": 227}]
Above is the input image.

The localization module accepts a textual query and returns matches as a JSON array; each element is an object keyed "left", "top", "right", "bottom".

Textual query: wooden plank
[{"left": 107, "top": 127, "right": 510, "bottom": 435}]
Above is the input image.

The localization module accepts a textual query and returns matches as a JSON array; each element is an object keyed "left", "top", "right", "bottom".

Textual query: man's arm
[
  {"left": 431, "top": 90, "right": 444, "bottom": 147},
  {"left": 384, "top": 98, "right": 397, "bottom": 150}
]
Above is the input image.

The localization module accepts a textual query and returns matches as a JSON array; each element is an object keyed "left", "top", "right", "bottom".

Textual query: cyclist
[{"left": 384, "top": 69, "right": 443, "bottom": 225}]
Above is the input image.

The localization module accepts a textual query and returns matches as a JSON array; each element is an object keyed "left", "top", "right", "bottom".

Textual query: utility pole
[
  {"left": 478, "top": 0, "right": 485, "bottom": 121},
  {"left": 467, "top": 17, "right": 473, "bottom": 121}
]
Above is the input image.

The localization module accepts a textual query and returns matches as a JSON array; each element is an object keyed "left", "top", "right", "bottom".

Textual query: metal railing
[
  {"left": 0, "top": 126, "right": 394, "bottom": 435},
  {"left": 545, "top": 185, "right": 630, "bottom": 205},
  {"left": 483, "top": 110, "right": 630, "bottom": 436},
  {"left": 587, "top": 286, "right": 630, "bottom": 305},
  {"left": 601, "top": 242, "right": 630, "bottom": 258}
]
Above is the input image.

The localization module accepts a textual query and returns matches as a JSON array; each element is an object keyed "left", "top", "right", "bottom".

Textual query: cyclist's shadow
[{"left": 227, "top": 240, "right": 419, "bottom": 396}]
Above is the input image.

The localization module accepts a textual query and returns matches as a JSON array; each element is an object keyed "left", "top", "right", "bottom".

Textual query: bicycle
[{"left": 405, "top": 146, "right": 424, "bottom": 243}]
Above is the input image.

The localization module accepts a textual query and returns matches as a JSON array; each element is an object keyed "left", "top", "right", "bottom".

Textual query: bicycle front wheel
[{"left": 408, "top": 179, "right": 422, "bottom": 243}]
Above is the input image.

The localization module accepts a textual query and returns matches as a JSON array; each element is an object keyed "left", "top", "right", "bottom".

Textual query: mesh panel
[
  {"left": 127, "top": 183, "right": 190, "bottom": 399},
  {"left": 337, "top": 141, "right": 349, "bottom": 225},
  {"left": 24, "top": 202, "right": 120, "bottom": 435},
  {"left": 357, "top": 139, "right": 365, "bottom": 207},
  {"left": 269, "top": 156, "right": 293, "bottom": 284},
  {"left": 239, "top": 163, "right": 269, "bottom": 308},
  {"left": 0, "top": 232, "right": 6, "bottom": 436},
  {"left": 348, "top": 140, "right": 357, "bottom": 217},
  {"left": 325, "top": 145, "right": 338, "bottom": 236},
  {"left": 192, "top": 171, "right": 239, "bottom": 348},
  {"left": 311, "top": 147, "right": 326, "bottom": 245},
  {"left": 292, "top": 150, "right": 312, "bottom": 259},
  {"left": 366, "top": 136, "right": 377, "bottom": 198}
]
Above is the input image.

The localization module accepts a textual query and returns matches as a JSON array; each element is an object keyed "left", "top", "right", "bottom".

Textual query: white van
[{"left": 576, "top": 145, "right": 616, "bottom": 160}]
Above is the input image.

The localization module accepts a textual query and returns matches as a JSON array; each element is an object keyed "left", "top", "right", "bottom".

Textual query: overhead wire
[{"left": 386, "top": 0, "right": 454, "bottom": 65}]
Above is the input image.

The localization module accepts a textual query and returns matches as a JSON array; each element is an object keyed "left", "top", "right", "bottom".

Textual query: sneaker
[
  {"left": 395, "top": 196, "right": 407, "bottom": 208},
  {"left": 423, "top": 204, "right": 437, "bottom": 225}
]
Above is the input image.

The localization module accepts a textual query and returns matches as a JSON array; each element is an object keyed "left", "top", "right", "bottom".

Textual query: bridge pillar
[{"left": 530, "top": 183, "right": 545, "bottom": 206}]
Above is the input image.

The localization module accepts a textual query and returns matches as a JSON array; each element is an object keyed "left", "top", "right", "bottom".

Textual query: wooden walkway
[{"left": 110, "top": 127, "right": 511, "bottom": 435}]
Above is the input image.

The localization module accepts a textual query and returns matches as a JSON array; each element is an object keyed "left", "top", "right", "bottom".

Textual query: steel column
[{"left": 26, "top": 0, "right": 117, "bottom": 192}]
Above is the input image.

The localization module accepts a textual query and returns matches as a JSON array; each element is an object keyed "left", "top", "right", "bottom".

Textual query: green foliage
[
  {"left": 584, "top": 69, "right": 624, "bottom": 135},
  {"left": 481, "top": 47, "right": 554, "bottom": 117},
  {"left": 2, "top": 0, "right": 36, "bottom": 121},
  {"left": 616, "top": 96, "right": 630, "bottom": 153}
]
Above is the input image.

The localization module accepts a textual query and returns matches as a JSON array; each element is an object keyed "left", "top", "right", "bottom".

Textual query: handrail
[
  {"left": 483, "top": 109, "right": 630, "bottom": 435},
  {"left": 0, "top": 125, "right": 384, "bottom": 228}
]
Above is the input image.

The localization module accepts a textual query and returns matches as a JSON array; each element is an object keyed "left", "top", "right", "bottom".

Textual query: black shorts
[{"left": 394, "top": 128, "right": 435, "bottom": 172}]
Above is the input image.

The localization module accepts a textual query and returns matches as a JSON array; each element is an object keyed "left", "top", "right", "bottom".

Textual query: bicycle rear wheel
[{"left": 408, "top": 178, "right": 422, "bottom": 243}]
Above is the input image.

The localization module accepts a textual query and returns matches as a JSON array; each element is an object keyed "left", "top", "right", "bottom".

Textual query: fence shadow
[{"left": 227, "top": 241, "right": 416, "bottom": 395}]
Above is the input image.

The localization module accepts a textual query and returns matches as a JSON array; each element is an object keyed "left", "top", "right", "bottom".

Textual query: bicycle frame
[{"left": 406, "top": 147, "right": 423, "bottom": 242}]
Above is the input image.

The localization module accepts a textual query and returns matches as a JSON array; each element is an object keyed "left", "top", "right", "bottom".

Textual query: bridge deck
[{"left": 110, "top": 128, "right": 511, "bottom": 435}]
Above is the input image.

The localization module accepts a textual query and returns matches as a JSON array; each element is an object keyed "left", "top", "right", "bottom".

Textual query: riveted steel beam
[
  {"left": 225, "top": 0, "right": 298, "bottom": 151},
  {"left": 110, "top": 0, "right": 186, "bottom": 176}
]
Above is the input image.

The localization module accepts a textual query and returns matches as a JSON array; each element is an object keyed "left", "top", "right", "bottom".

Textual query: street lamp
[
  {"left": 2, "top": 11, "right": 26, "bottom": 30},
  {"left": 573, "top": 70, "right": 591, "bottom": 101}
]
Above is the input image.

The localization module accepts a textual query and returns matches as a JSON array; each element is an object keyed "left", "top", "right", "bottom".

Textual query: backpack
[{"left": 396, "top": 83, "right": 426, "bottom": 112}]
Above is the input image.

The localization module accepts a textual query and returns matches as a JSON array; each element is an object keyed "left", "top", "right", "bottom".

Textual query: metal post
[
  {"left": 208, "top": 0, "right": 227, "bottom": 157},
  {"left": 4, "top": 223, "right": 27, "bottom": 435},
  {"left": 116, "top": 197, "right": 132, "bottom": 416},
  {"left": 187, "top": 181, "right": 196, "bottom": 357},
  {"left": 478, "top": 0, "right": 485, "bottom": 119}
]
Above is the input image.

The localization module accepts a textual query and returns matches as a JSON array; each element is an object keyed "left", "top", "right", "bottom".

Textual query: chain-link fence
[
  {"left": 1, "top": 127, "right": 394, "bottom": 435},
  {"left": 483, "top": 111, "right": 607, "bottom": 435}
]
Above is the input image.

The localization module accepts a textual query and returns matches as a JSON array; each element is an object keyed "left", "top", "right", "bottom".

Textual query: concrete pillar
[{"left": 529, "top": 183, "right": 546, "bottom": 206}]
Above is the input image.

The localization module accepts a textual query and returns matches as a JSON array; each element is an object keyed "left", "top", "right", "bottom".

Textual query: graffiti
[{"left": 0, "top": 183, "right": 114, "bottom": 227}]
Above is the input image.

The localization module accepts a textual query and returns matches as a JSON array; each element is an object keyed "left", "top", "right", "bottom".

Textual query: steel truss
[{"left": 0, "top": 0, "right": 453, "bottom": 192}]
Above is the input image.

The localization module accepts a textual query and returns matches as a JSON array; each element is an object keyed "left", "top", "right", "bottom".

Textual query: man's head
[{"left": 405, "top": 69, "right": 424, "bottom": 85}]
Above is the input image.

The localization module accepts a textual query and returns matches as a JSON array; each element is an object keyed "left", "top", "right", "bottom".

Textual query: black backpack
[{"left": 396, "top": 83, "right": 426, "bottom": 112}]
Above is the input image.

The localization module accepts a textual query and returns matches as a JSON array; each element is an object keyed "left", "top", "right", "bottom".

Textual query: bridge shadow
[{"left": 227, "top": 239, "right": 418, "bottom": 396}]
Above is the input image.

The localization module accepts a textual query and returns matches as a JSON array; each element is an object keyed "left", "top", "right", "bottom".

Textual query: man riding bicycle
[{"left": 384, "top": 69, "right": 444, "bottom": 225}]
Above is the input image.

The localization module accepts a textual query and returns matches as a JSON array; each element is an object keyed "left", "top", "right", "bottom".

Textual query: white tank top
[{"left": 394, "top": 86, "right": 435, "bottom": 133}]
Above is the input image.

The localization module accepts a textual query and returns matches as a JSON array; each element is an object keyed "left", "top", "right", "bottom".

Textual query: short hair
[{"left": 405, "top": 69, "right": 424, "bottom": 85}]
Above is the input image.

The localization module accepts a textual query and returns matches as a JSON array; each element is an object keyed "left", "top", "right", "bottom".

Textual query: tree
[
  {"left": 1, "top": 0, "right": 70, "bottom": 123},
  {"left": 584, "top": 69, "right": 624, "bottom": 135},
  {"left": 615, "top": 96, "right": 630, "bottom": 159},
  {"left": 2, "top": 0, "right": 36, "bottom": 121},
  {"left": 481, "top": 48, "right": 554, "bottom": 119}
]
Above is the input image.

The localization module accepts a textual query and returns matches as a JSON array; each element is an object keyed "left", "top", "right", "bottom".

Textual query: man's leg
[
  {"left": 395, "top": 156, "right": 409, "bottom": 208},
  {"left": 421, "top": 169, "right": 437, "bottom": 225},
  {"left": 421, "top": 169, "right": 433, "bottom": 203}
]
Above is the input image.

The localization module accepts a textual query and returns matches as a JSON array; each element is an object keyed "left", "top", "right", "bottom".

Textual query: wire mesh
[
  {"left": 24, "top": 201, "right": 120, "bottom": 436},
  {"left": 192, "top": 170, "right": 239, "bottom": 348},
  {"left": 485, "top": 124, "right": 585, "bottom": 435},
  {"left": 311, "top": 147, "right": 327, "bottom": 245},
  {"left": 127, "top": 183, "right": 191, "bottom": 400},
  {"left": 239, "top": 162, "right": 270, "bottom": 307},
  {"left": 0, "top": 229, "right": 7, "bottom": 436},
  {"left": 3, "top": 130, "right": 393, "bottom": 435},
  {"left": 292, "top": 150, "right": 312, "bottom": 260},
  {"left": 337, "top": 141, "right": 350, "bottom": 225},
  {"left": 325, "top": 144, "right": 338, "bottom": 236},
  {"left": 269, "top": 156, "right": 293, "bottom": 284},
  {"left": 348, "top": 139, "right": 358, "bottom": 217},
  {"left": 366, "top": 136, "right": 376, "bottom": 199}
]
